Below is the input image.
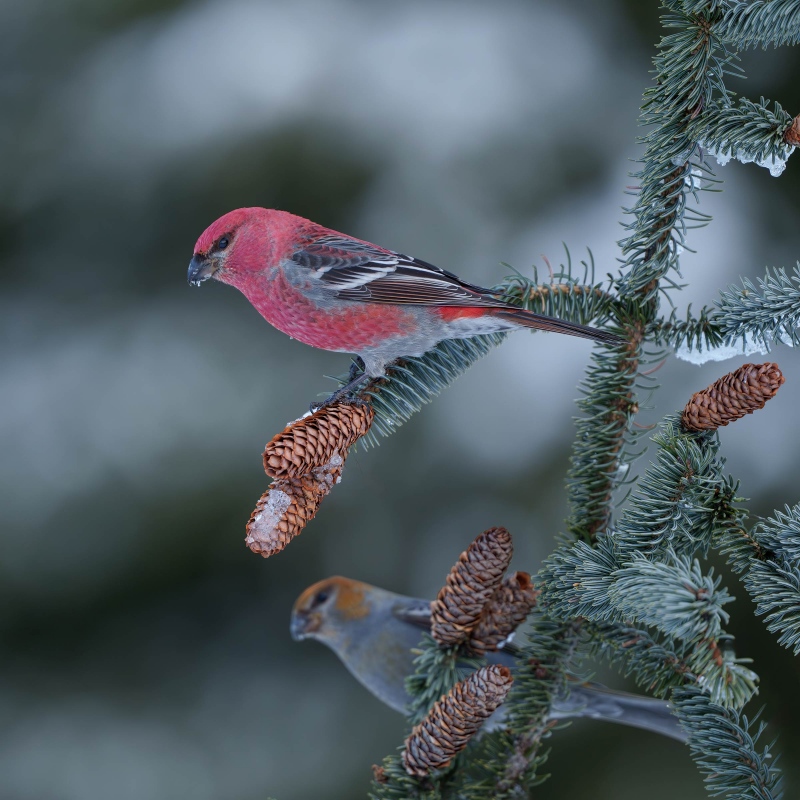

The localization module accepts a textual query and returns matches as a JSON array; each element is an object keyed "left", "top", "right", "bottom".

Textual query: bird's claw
[{"left": 309, "top": 363, "right": 371, "bottom": 413}]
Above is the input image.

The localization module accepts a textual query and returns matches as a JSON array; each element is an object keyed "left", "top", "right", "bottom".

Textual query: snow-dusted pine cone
[
  {"left": 263, "top": 402, "right": 374, "bottom": 478},
  {"left": 245, "top": 455, "right": 344, "bottom": 557},
  {"left": 681, "top": 362, "right": 784, "bottom": 432},
  {"left": 403, "top": 665, "right": 514, "bottom": 777},
  {"left": 468, "top": 571, "right": 539, "bottom": 655},
  {"left": 430, "top": 527, "right": 514, "bottom": 647}
]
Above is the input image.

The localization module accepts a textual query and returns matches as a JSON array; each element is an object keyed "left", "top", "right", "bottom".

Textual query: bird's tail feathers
[
  {"left": 552, "top": 682, "right": 686, "bottom": 743},
  {"left": 491, "top": 307, "right": 623, "bottom": 346}
]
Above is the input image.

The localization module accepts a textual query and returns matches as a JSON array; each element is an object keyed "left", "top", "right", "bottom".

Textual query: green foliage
[
  {"left": 366, "top": 2, "right": 799, "bottom": 796},
  {"left": 675, "top": 687, "right": 783, "bottom": 799},
  {"left": 405, "top": 635, "right": 482, "bottom": 725},
  {"left": 701, "top": 97, "right": 794, "bottom": 164},
  {"left": 715, "top": 0, "right": 800, "bottom": 49},
  {"left": 716, "top": 266, "right": 800, "bottom": 348},
  {"left": 355, "top": 333, "right": 506, "bottom": 448},
  {"left": 585, "top": 621, "right": 694, "bottom": 698},
  {"left": 714, "top": 504, "right": 800, "bottom": 654},
  {"left": 653, "top": 264, "right": 800, "bottom": 357}
]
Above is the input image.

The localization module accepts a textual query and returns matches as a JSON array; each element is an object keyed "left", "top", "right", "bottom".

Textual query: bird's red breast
[{"left": 247, "top": 271, "right": 418, "bottom": 352}]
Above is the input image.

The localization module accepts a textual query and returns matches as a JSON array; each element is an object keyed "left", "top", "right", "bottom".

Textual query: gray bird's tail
[
  {"left": 490, "top": 306, "right": 623, "bottom": 346},
  {"left": 551, "top": 681, "right": 686, "bottom": 743}
]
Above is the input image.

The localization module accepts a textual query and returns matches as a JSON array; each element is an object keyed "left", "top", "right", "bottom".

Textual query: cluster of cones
[
  {"left": 245, "top": 403, "right": 374, "bottom": 557},
  {"left": 403, "top": 527, "right": 538, "bottom": 778}
]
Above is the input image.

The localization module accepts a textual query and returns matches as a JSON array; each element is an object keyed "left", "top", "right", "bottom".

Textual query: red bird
[{"left": 188, "top": 208, "right": 619, "bottom": 392}]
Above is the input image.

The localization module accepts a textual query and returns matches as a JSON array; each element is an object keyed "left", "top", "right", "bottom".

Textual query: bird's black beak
[
  {"left": 290, "top": 610, "right": 318, "bottom": 641},
  {"left": 187, "top": 253, "right": 218, "bottom": 286}
]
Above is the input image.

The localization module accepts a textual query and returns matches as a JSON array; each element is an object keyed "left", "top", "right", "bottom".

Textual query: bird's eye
[
  {"left": 217, "top": 236, "right": 229, "bottom": 250},
  {"left": 313, "top": 590, "right": 329, "bottom": 606}
]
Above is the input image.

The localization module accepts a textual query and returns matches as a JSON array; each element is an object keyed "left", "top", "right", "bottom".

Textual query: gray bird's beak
[
  {"left": 187, "top": 253, "right": 218, "bottom": 286},
  {"left": 290, "top": 610, "right": 314, "bottom": 641}
]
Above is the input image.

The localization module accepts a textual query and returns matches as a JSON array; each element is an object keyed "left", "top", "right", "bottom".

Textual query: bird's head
[
  {"left": 290, "top": 576, "right": 374, "bottom": 646},
  {"left": 188, "top": 207, "right": 296, "bottom": 288}
]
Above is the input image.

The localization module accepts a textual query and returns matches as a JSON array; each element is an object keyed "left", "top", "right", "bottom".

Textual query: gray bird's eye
[{"left": 313, "top": 590, "right": 329, "bottom": 606}]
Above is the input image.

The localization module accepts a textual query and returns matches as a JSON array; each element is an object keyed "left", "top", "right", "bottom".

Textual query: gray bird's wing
[{"left": 390, "top": 598, "right": 519, "bottom": 668}]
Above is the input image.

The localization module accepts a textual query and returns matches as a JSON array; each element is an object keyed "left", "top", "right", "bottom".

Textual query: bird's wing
[
  {"left": 391, "top": 599, "right": 434, "bottom": 631},
  {"left": 290, "top": 234, "right": 498, "bottom": 306},
  {"left": 390, "top": 598, "right": 523, "bottom": 659}
]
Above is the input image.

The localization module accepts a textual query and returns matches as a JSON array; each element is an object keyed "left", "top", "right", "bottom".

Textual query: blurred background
[{"left": 2, "top": 0, "right": 800, "bottom": 797}]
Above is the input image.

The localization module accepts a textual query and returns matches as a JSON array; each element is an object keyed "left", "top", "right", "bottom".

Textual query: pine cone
[
  {"left": 682, "top": 362, "right": 785, "bottom": 432},
  {"left": 784, "top": 114, "right": 800, "bottom": 147},
  {"left": 263, "top": 402, "right": 374, "bottom": 478},
  {"left": 430, "top": 527, "right": 514, "bottom": 647},
  {"left": 245, "top": 455, "right": 344, "bottom": 557},
  {"left": 468, "top": 571, "right": 539, "bottom": 655},
  {"left": 403, "top": 665, "right": 513, "bottom": 777}
]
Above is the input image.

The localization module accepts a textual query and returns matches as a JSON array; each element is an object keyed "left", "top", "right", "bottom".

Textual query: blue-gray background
[{"left": 2, "top": 1, "right": 799, "bottom": 797}]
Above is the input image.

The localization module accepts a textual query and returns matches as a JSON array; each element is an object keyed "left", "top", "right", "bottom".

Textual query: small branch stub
[
  {"left": 469, "top": 571, "right": 540, "bottom": 655},
  {"left": 430, "top": 527, "right": 514, "bottom": 647},
  {"left": 403, "top": 665, "right": 514, "bottom": 777},
  {"left": 263, "top": 403, "right": 374, "bottom": 478},
  {"left": 682, "top": 362, "right": 785, "bottom": 432},
  {"left": 784, "top": 114, "right": 800, "bottom": 147}
]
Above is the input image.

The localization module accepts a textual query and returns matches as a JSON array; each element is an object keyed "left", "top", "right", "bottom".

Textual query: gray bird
[{"left": 291, "top": 576, "right": 686, "bottom": 742}]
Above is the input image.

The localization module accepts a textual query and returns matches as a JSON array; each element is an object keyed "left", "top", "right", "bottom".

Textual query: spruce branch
[
  {"left": 566, "top": 315, "right": 646, "bottom": 541},
  {"left": 489, "top": 619, "right": 582, "bottom": 797},
  {"left": 542, "top": 541, "right": 757, "bottom": 708},
  {"left": 612, "top": 552, "right": 733, "bottom": 642},
  {"left": 356, "top": 332, "right": 506, "bottom": 447},
  {"left": 585, "top": 621, "right": 695, "bottom": 697},
  {"left": 612, "top": 415, "right": 724, "bottom": 559},
  {"left": 716, "top": 266, "right": 800, "bottom": 349},
  {"left": 618, "top": 3, "right": 731, "bottom": 297},
  {"left": 715, "top": 0, "right": 800, "bottom": 49},
  {"left": 405, "top": 635, "right": 483, "bottom": 726},
  {"left": 674, "top": 687, "right": 783, "bottom": 800},
  {"left": 714, "top": 504, "right": 800, "bottom": 654},
  {"left": 652, "top": 265, "right": 800, "bottom": 359},
  {"left": 652, "top": 304, "right": 726, "bottom": 352},
  {"left": 700, "top": 96, "right": 795, "bottom": 168}
]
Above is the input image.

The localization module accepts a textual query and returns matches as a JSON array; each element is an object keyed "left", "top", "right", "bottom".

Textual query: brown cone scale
[
  {"left": 263, "top": 402, "right": 374, "bottom": 479},
  {"left": 469, "top": 571, "right": 540, "bottom": 655},
  {"left": 402, "top": 665, "right": 513, "bottom": 777},
  {"left": 681, "top": 362, "right": 784, "bottom": 432},
  {"left": 430, "top": 527, "right": 514, "bottom": 647}
]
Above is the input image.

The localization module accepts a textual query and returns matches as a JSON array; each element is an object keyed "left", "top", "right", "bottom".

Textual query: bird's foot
[
  {"left": 347, "top": 356, "right": 366, "bottom": 383},
  {"left": 309, "top": 361, "right": 371, "bottom": 413}
]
